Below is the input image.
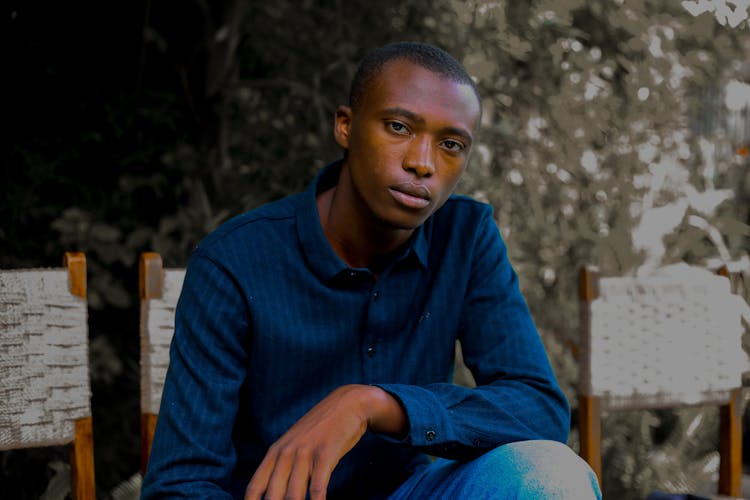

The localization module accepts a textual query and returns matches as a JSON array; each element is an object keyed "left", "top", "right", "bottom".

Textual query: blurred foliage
[{"left": 3, "top": 0, "right": 750, "bottom": 498}]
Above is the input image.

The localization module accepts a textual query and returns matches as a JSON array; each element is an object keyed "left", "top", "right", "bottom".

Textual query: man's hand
[{"left": 244, "top": 384, "right": 407, "bottom": 500}]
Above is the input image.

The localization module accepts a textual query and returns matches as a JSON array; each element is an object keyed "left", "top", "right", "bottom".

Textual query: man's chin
[{"left": 377, "top": 215, "right": 427, "bottom": 232}]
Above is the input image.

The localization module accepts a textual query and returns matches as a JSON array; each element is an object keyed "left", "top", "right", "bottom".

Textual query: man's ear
[{"left": 334, "top": 105, "right": 352, "bottom": 149}]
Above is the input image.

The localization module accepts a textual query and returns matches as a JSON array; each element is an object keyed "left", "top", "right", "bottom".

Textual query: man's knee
[{"left": 478, "top": 440, "right": 601, "bottom": 499}]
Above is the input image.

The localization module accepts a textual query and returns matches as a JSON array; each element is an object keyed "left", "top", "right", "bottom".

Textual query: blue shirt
[{"left": 141, "top": 161, "right": 569, "bottom": 499}]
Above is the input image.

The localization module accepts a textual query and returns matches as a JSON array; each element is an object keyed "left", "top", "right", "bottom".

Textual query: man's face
[{"left": 334, "top": 59, "right": 481, "bottom": 231}]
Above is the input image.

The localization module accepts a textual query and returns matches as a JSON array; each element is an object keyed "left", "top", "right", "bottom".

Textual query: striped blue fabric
[{"left": 141, "top": 161, "right": 570, "bottom": 499}]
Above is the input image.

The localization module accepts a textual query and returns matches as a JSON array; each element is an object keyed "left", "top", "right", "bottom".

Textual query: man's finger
[
  {"left": 308, "top": 454, "right": 335, "bottom": 500},
  {"left": 244, "top": 453, "right": 276, "bottom": 500},
  {"left": 285, "top": 449, "right": 314, "bottom": 500},
  {"left": 263, "top": 447, "right": 296, "bottom": 499}
]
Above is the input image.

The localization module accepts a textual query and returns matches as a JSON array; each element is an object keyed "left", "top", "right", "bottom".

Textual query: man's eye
[
  {"left": 387, "top": 122, "right": 409, "bottom": 134},
  {"left": 442, "top": 140, "right": 464, "bottom": 152}
]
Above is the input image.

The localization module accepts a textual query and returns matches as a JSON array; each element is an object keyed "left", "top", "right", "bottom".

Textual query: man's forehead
[{"left": 364, "top": 59, "right": 481, "bottom": 129}]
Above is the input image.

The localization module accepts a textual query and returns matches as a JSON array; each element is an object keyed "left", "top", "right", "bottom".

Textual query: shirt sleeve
[
  {"left": 141, "top": 252, "right": 250, "bottom": 498},
  {"left": 376, "top": 207, "right": 570, "bottom": 460}
]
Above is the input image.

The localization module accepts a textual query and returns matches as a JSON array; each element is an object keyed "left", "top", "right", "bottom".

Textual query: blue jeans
[{"left": 387, "top": 440, "right": 602, "bottom": 499}]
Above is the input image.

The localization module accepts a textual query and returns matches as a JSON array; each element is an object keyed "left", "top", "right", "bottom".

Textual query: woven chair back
[
  {"left": 580, "top": 266, "right": 746, "bottom": 411},
  {"left": 0, "top": 265, "right": 90, "bottom": 449},
  {"left": 0, "top": 253, "right": 95, "bottom": 499}
]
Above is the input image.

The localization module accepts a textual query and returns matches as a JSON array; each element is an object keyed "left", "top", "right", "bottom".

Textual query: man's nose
[{"left": 403, "top": 136, "right": 435, "bottom": 178}]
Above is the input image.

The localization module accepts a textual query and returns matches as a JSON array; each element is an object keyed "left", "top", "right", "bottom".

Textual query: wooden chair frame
[
  {"left": 578, "top": 266, "right": 743, "bottom": 497},
  {"left": 139, "top": 251, "right": 163, "bottom": 474},
  {"left": 65, "top": 252, "right": 96, "bottom": 500},
  {"left": 139, "top": 252, "right": 185, "bottom": 475}
]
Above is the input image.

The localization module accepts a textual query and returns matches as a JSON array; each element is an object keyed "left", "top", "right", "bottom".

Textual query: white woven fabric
[
  {"left": 140, "top": 269, "right": 185, "bottom": 415},
  {"left": 581, "top": 264, "right": 749, "bottom": 410},
  {"left": 0, "top": 269, "right": 90, "bottom": 449}
]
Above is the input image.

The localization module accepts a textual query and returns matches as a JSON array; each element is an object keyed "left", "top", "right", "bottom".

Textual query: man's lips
[{"left": 388, "top": 182, "right": 431, "bottom": 209}]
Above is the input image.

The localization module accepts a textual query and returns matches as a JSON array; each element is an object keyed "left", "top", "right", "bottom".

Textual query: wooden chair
[
  {"left": 139, "top": 252, "right": 185, "bottom": 474},
  {"left": 578, "top": 264, "right": 747, "bottom": 497},
  {"left": 0, "top": 252, "right": 95, "bottom": 499}
]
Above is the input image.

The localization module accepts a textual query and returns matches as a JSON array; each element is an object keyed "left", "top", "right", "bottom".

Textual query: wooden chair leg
[
  {"left": 578, "top": 395, "right": 602, "bottom": 488},
  {"left": 71, "top": 416, "right": 96, "bottom": 500},
  {"left": 719, "top": 388, "right": 742, "bottom": 497},
  {"left": 141, "top": 413, "right": 159, "bottom": 475}
]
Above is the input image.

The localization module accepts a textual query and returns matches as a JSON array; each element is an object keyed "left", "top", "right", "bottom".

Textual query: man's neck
[{"left": 316, "top": 184, "right": 413, "bottom": 271}]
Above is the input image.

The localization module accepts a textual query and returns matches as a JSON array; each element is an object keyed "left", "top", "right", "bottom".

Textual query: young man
[{"left": 141, "top": 42, "right": 601, "bottom": 499}]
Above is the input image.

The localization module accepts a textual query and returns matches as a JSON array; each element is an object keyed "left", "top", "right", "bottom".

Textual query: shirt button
[
  {"left": 372, "top": 291, "right": 379, "bottom": 302},
  {"left": 367, "top": 346, "right": 376, "bottom": 357},
  {"left": 425, "top": 429, "right": 436, "bottom": 441}
]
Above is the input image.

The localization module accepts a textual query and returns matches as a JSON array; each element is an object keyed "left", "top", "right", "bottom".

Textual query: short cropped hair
[{"left": 348, "top": 41, "right": 481, "bottom": 112}]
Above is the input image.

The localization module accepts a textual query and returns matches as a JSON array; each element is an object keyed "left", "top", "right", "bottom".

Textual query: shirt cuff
[{"left": 373, "top": 383, "right": 453, "bottom": 447}]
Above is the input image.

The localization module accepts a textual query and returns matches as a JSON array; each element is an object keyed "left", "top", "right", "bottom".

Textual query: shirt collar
[{"left": 296, "top": 160, "right": 428, "bottom": 283}]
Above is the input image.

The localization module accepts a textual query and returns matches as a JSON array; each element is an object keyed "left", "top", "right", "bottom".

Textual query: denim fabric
[
  {"left": 387, "top": 440, "right": 602, "bottom": 499},
  {"left": 141, "top": 161, "right": 570, "bottom": 499}
]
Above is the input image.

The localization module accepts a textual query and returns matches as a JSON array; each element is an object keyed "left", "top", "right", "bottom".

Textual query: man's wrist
[{"left": 357, "top": 385, "right": 408, "bottom": 436}]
